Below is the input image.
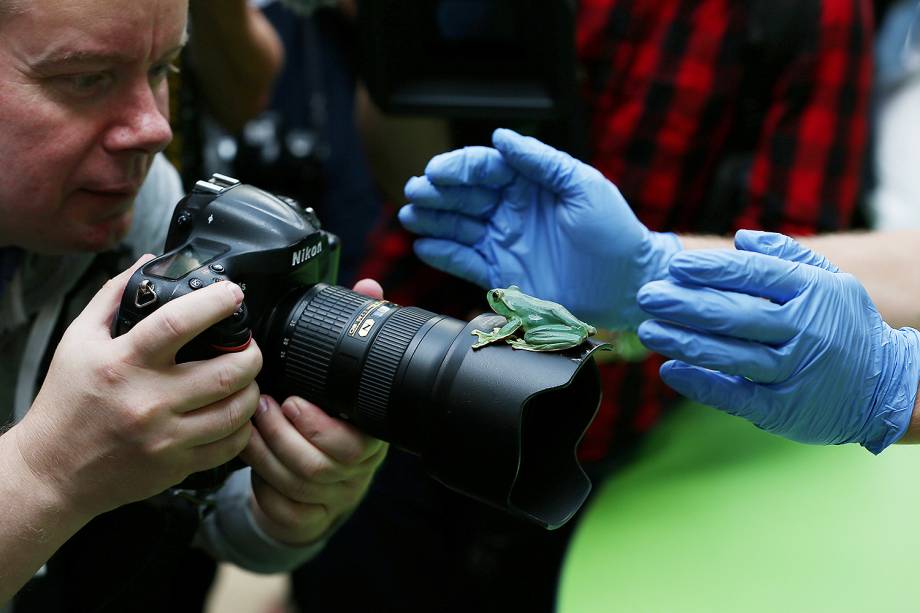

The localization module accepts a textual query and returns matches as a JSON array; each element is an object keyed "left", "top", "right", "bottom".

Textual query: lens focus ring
[
  {"left": 357, "top": 307, "right": 435, "bottom": 435},
  {"left": 284, "top": 286, "right": 369, "bottom": 406}
]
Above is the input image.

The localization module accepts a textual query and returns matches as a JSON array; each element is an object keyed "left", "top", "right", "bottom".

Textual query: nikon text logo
[{"left": 292, "top": 242, "right": 322, "bottom": 267}]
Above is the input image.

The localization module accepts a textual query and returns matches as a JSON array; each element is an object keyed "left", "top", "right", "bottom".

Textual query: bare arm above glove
[{"left": 637, "top": 231, "right": 920, "bottom": 453}]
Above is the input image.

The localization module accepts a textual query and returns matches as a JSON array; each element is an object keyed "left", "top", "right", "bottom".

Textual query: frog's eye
[{"left": 491, "top": 290, "right": 503, "bottom": 300}]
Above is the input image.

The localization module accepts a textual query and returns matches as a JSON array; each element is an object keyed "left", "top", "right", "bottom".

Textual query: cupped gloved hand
[
  {"left": 636, "top": 230, "right": 920, "bottom": 454},
  {"left": 399, "top": 128, "right": 681, "bottom": 330}
]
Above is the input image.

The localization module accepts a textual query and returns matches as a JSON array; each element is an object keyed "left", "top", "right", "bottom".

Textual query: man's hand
[
  {"left": 636, "top": 231, "right": 920, "bottom": 454},
  {"left": 240, "top": 279, "right": 388, "bottom": 545},
  {"left": 399, "top": 128, "right": 682, "bottom": 330},
  {"left": 12, "top": 256, "right": 262, "bottom": 519}
]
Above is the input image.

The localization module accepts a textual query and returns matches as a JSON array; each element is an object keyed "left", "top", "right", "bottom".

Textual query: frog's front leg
[
  {"left": 471, "top": 317, "right": 523, "bottom": 349},
  {"left": 508, "top": 324, "right": 587, "bottom": 352}
]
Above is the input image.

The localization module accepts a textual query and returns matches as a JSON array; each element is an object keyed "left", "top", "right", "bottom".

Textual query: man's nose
[{"left": 103, "top": 81, "right": 173, "bottom": 155}]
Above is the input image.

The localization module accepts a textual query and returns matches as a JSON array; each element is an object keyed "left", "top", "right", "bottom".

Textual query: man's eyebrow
[
  {"left": 30, "top": 49, "right": 135, "bottom": 72},
  {"left": 29, "top": 36, "right": 189, "bottom": 73}
]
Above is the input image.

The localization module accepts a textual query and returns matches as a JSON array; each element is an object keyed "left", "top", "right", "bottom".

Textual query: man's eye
[{"left": 56, "top": 72, "right": 113, "bottom": 95}]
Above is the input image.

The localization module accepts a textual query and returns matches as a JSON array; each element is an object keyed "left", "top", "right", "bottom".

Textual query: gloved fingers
[
  {"left": 639, "top": 320, "right": 793, "bottom": 383},
  {"left": 491, "top": 128, "right": 598, "bottom": 197},
  {"left": 658, "top": 360, "right": 772, "bottom": 423},
  {"left": 423, "top": 146, "right": 516, "bottom": 188},
  {"left": 734, "top": 230, "right": 839, "bottom": 272},
  {"left": 403, "top": 176, "right": 501, "bottom": 217},
  {"left": 637, "top": 280, "right": 797, "bottom": 343},
  {"left": 412, "top": 238, "right": 491, "bottom": 288},
  {"left": 667, "top": 249, "right": 815, "bottom": 304},
  {"left": 398, "top": 206, "right": 487, "bottom": 246}
]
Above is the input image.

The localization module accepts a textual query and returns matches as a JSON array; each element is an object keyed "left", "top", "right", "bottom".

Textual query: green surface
[{"left": 559, "top": 402, "right": 920, "bottom": 613}]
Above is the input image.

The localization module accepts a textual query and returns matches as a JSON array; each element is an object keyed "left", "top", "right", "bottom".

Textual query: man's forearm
[
  {"left": 896, "top": 381, "right": 920, "bottom": 445},
  {"left": 355, "top": 83, "right": 453, "bottom": 206},
  {"left": 678, "top": 231, "right": 920, "bottom": 329},
  {"left": 0, "top": 427, "right": 89, "bottom": 604},
  {"left": 796, "top": 231, "right": 920, "bottom": 329},
  {"left": 188, "top": 1, "right": 284, "bottom": 132}
]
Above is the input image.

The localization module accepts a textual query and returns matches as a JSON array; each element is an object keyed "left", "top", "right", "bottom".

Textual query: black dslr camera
[{"left": 115, "top": 174, "right": 604, "bottom": 529}]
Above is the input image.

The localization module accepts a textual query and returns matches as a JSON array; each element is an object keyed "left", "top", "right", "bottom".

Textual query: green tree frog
[{"left": 471, "top": 286, "right": 602, "bottom": 352}]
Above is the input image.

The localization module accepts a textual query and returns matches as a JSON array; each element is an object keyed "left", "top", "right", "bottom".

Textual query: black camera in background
[{"left": 358, "top": 0, "right": 577, "bottom": 121}]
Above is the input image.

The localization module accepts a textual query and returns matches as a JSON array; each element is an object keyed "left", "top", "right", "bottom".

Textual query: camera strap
[
  {"left": 13, "top": 296, "right": 64, "bottom": 423},
  {"left": 10, "top": 252, "right": 95, "bottom": 423}
]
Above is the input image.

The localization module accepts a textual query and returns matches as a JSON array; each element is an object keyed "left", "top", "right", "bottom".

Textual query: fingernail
[
  {"left": 281, "top": 401, "right": 300, "bottom": 421},
  {"left": 257, "top": 396, "right": 269, "bottom": 416},
  {"left": 227, "top": 282, "right": 244, "bottom": 305}
]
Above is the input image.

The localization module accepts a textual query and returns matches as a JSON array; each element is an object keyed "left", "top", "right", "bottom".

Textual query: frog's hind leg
[
  {"left": 471, "top": 318, "right": 522, "bottom": 348},
  {"left": 508, "top": 325, "right": 585, "bottom": 352}
]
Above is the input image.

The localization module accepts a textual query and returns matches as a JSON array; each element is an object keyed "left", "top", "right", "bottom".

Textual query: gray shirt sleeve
[{"left": 194, "top": 468, "right": 327, "bottom": 573}]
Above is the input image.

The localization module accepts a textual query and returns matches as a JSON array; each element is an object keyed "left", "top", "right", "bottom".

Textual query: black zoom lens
[{"left": 258, "top": 284, "right": 603, "bottom": 529}]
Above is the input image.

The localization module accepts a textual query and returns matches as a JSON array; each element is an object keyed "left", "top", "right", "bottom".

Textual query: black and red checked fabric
[{"left": 358, "top": 0, "right": 873, "bottom": 465}]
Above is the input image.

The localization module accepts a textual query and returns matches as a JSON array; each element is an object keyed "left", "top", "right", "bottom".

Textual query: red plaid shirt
[{"left": 360, "top": 0, "right": 873, "bottom": 464}]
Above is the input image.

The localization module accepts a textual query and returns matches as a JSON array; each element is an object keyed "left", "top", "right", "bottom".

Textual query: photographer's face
[{"left": 0, "top": 0, "right": 187, "bottom": 253}]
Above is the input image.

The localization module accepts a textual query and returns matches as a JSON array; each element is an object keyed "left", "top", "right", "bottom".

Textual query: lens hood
[{"left": 398, "top": 314, "right": 602, "bottom": 529}]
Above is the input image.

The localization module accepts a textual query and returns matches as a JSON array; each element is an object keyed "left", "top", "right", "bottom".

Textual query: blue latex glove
[
  {"left": 636, "top": 230, "right": 920, "bottom": 454},
  {"left": 399, "top": 128, "right": 682, "bottom": 330}
]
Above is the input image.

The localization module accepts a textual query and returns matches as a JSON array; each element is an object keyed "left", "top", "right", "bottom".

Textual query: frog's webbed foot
[
  {"left": 471, "top": 319, "right": 522, "bottom": 349},
  {"left": 471, "top": 327, "right": 504, "bottom": 349}
]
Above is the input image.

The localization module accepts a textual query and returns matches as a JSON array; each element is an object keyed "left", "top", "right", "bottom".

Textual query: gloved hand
[
  {"left": 636, "top": 230, "right": 920, "bottom": 454},
  {"left": 399, "top": 128, "right": 682, "bottom": 330}
]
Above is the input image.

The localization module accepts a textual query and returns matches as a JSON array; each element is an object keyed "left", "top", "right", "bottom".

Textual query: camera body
[
  {"left": 114, "top": 174, "right": 339, "bottom": 359},
  {"left": 115, "top": 174, "right": 602, "bottom": 529}
]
